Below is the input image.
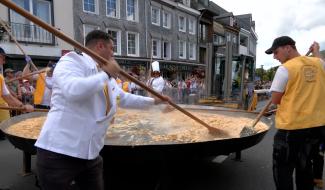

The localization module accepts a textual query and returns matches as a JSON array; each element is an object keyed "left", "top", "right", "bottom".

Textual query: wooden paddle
[
  {"left": 6, "top": 69, "right": 47, "bottom": 84},
  {"left": 0, "top": 105, "right": 49, "bottom": 112},
  {"left": 0, "top": 0, "right": 218, "bottom": 133}
]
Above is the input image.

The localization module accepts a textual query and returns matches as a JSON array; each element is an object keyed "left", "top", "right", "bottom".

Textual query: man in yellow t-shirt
[
  {"left": 0, "top": 47, "right": 34, "bottom": 140},
  {"left": 266, "top": 36, "right": 325, "bottom": 190}
]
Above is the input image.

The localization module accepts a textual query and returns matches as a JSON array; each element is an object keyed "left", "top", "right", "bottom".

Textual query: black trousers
[
  {"left": 36, "top": 148, "right": 104, "bottom": 190},
  {"left": 272, "top": 127, "right": 323, "bottom": 190},
  {"left": 311, "top": 141, "right": 325, "bottom": 179}
]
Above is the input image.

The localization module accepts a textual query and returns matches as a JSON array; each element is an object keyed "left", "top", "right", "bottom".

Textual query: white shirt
[
  {"left": 270, "top": 58, "right": 325, "bottom": 93},
  {"left": 41, "top": 77, "right": 53, "bottom": 106},
  {"left": 147, "top": 76, "right": 165, "bottom": 94},
  {"left": 35, "top": 52, "right": 155, "bottom": 160},
  {"left": 1, "top": 79, "right": 9, "bottom": 96}
]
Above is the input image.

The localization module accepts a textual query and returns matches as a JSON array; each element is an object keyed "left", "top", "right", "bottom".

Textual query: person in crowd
[
  {"left": 147, "top": 61, "right": 165, "bottom": 95},
  {"left": 34, "top": 30, "right": 170, "bottom": 190},
  {"left": 15, "top": 70, "right": 23, "bottom": 89},
  {"left": 0, "top": 47, "right": 33, "bottom": 140},
  {"left": 266, "top": 36, "right": 325, "bottom": 190},
  {"left": 4, "top": 68, "right": 22, "bottom": 100},
  {"left": 23, "top": 60, "right": 56, "bottom": 109},
  {"left": 5, "top": 68, "right": 23, "bottom": 117},
  {"left": 177, "top": 78, "right": 187, "bottom": 103},
  {"left": 21, "top": 79, "right": 35, "bottom": 104}
]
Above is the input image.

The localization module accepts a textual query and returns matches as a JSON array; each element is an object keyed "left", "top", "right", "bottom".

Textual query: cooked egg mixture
[{"left": 5, "top": 108, "right": 268, "bottom": 145}]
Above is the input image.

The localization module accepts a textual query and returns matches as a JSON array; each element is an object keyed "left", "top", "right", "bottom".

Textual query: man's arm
[
  {"left": 2, "top": 94, "right": 34, "bottom": 112},
  {"left": 272, "top": 92, "right": 284, "bottom": 104},
  {"left": 270, "top": 66, "right": 288, "bottom": 105}
]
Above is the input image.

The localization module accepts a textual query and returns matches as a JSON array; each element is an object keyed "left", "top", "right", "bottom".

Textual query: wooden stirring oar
[
  {"left": 240, "top": 50, "right": 313, "bottom": 137},
  {"left": 0, "top": 18, "right": 44, "bottom": 80},
  {"left": 0, "top": 0, "right": 218, "bottom": 133},
  {"left": 0, "top": 105, "right": 49, "bottom": 112},
  {"left": 6, "top": 68, "right": 47, "bottom": 84}
]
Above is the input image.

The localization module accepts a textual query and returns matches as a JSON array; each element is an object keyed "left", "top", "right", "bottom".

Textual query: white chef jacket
[
  {"left": 147, "top": 76, "right": 165, "bottom": 94},
  {"left": 35, "top": 52, "right": 155, "bottom": 160},
  {"left": 41, "top": 76, "right": 53, "bottom": 106}
]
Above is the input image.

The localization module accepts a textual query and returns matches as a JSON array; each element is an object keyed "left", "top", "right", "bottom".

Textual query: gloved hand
[{"left": 25, "top": 55, "right": 32, "bottom": 63}]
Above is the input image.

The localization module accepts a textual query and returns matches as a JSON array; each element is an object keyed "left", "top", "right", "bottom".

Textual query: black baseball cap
[
  {"left": 0, "top": 47, "right": 7, "bottom": 57},
  {"left": 265, "top": 36, "right": 296, "bottom": 54}
]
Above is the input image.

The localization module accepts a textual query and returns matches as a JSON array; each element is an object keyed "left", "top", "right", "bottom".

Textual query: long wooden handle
[
  {"left": 251, "top": 99, "right": 272, "bottom": 128},
  {"left": 0, "top": 105, "right": 49, "bottom": 112},
  {"left": 6, "top": 69, "right": 47, "bottom": 83},
  {"left": 0, "top": 0, "right": 216, "bottom": 131}
]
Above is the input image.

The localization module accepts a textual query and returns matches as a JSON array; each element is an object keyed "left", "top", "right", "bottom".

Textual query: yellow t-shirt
[
  {"left": 276, "top": 56, "right": 325, "bottom": 130},
  {"left": 0, "top": 74, "right": 10, "bottom": 121}
]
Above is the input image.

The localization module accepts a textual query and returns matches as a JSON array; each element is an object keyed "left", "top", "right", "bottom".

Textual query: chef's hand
[
  {"left": 153, "top": 95, "right": 175, "bottom": 113},
  {"left": 153, "top": 95, "right": 171, "bottom": 105},
  {"left": 100, "top": 57, "right": 121, "bottom": 78},
  {"left": 22, "top": 104, "right": 34, "bottom": 113}
]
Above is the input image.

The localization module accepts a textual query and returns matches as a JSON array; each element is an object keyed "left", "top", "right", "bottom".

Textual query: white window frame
[
  {"left": 178, "top": 15, "right": 186, "bottom": 32},
  {"left": 189, "top": 42, "right": 196, "bottom": 60},
  {"left": 83, "top": 0, "right": 99, "bottom": 14},
  {"left": 83, "top": 24, "right": 100, "bottom": 45},
  {"left": 106, "top": 0, "right": 120, "bottom": 18},
  {"left": 152, "top": 39, "right": 161, "bottom": 58},
  {"left": 151, "top": 6, "right": 160, "bottom": 26},
  {"left": 178, "top": 40, "right": 186, "bottom": 59},
  {"left": 107, "top": 29, "right": 121, "bottom": 55},
  {"left": 127, "top": 32, "right": 139, "bottom": 56},
  {"left": 162, "top": 41, "right": 171, "bottom": 60},
  {"left": 189, "top": 19, "right": 196, "bottom": 35},
  {"left": 11, "top": 0, "right": 52, "bottom": 43},
  {"left": 126, "top": 0, "right": 138, "bottom": 22},
  {"left": 162, "top": 11, "right": 171, "bottom": 29}
]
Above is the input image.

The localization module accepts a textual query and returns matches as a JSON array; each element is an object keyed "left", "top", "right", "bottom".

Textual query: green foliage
[
  {"left": 320, "top": 50, "right": 325, "bottom": 58},
  {"left": 255, "top": 66, "right": 278, "bottom": 81}
]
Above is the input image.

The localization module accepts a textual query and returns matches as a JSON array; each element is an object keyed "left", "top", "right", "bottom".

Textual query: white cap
[{"left": 151, "top": 61, "right": 160, "bottom": 72}]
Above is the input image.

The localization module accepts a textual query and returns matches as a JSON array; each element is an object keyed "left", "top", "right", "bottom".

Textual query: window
[
  {"left": 126, "top": 0, "right": 138, "bottom": 21},
  {"left": 83, "top": 24, "right": 99, "bottom": 45},
  {"left": 107, "top": 29, "right": 121, "bottom": 55},
  {"left": 10, "top": 0, "right": 53, "bottom": 44},
  {"left": 163, "top": 41, "right": 171, "bottom": 60},
  {"left": 189, "top": 43, "right": 196, "bottom": 60},
  {"left": 106, "top": 0, "right": 120, "bottom": 18},
  {"left": 151, "top": 7, "right": 160, "bottom": 26},
  {"left": 162, "top": 11, "right": 171, "bottom": 29},
  {"left": 178, "top": 41, "right": 186, "bottom": 59},
  {"left": 152, "top": 39, "right": 161, "bottom": 58},
  {"left": 189, "top": 19, "right": 196, "bottom": 34},
  {"left": 213, "top": 34, "right": 225, "bottom": 46},
  {"left": 178, "top": 16, "right": 186, "bottom": 32},
  {"left": 240, "top": 34, "right": 248, "bottom": 47},
  {"left": 83, "top": 0, "right": 98, "bottom": 14},
  {"left": 199, "top": 23, "right": 207, "bottom": 42},
  {"left": 127, "top": 32, "right": 139, "bottom": 56},
  {"left": 183, "top": 0, "right": 191, "bottom": 6}
]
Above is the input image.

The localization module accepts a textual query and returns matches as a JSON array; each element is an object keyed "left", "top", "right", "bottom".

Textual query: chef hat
[{"left": 151, "top": 61, "right": 160, "bottom": 72}]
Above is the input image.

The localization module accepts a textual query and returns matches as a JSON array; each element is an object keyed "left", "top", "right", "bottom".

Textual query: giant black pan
[{"left": 0, "top": 106, "right": 272, "bottom": 160}]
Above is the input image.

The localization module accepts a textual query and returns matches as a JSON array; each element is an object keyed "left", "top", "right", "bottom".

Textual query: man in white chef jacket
[
  {"left": 35, "top": 30, "right": 169, "bottom": 190},
  {"left": 147, "top": 61, "right": 165, "bottom": 95}
]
